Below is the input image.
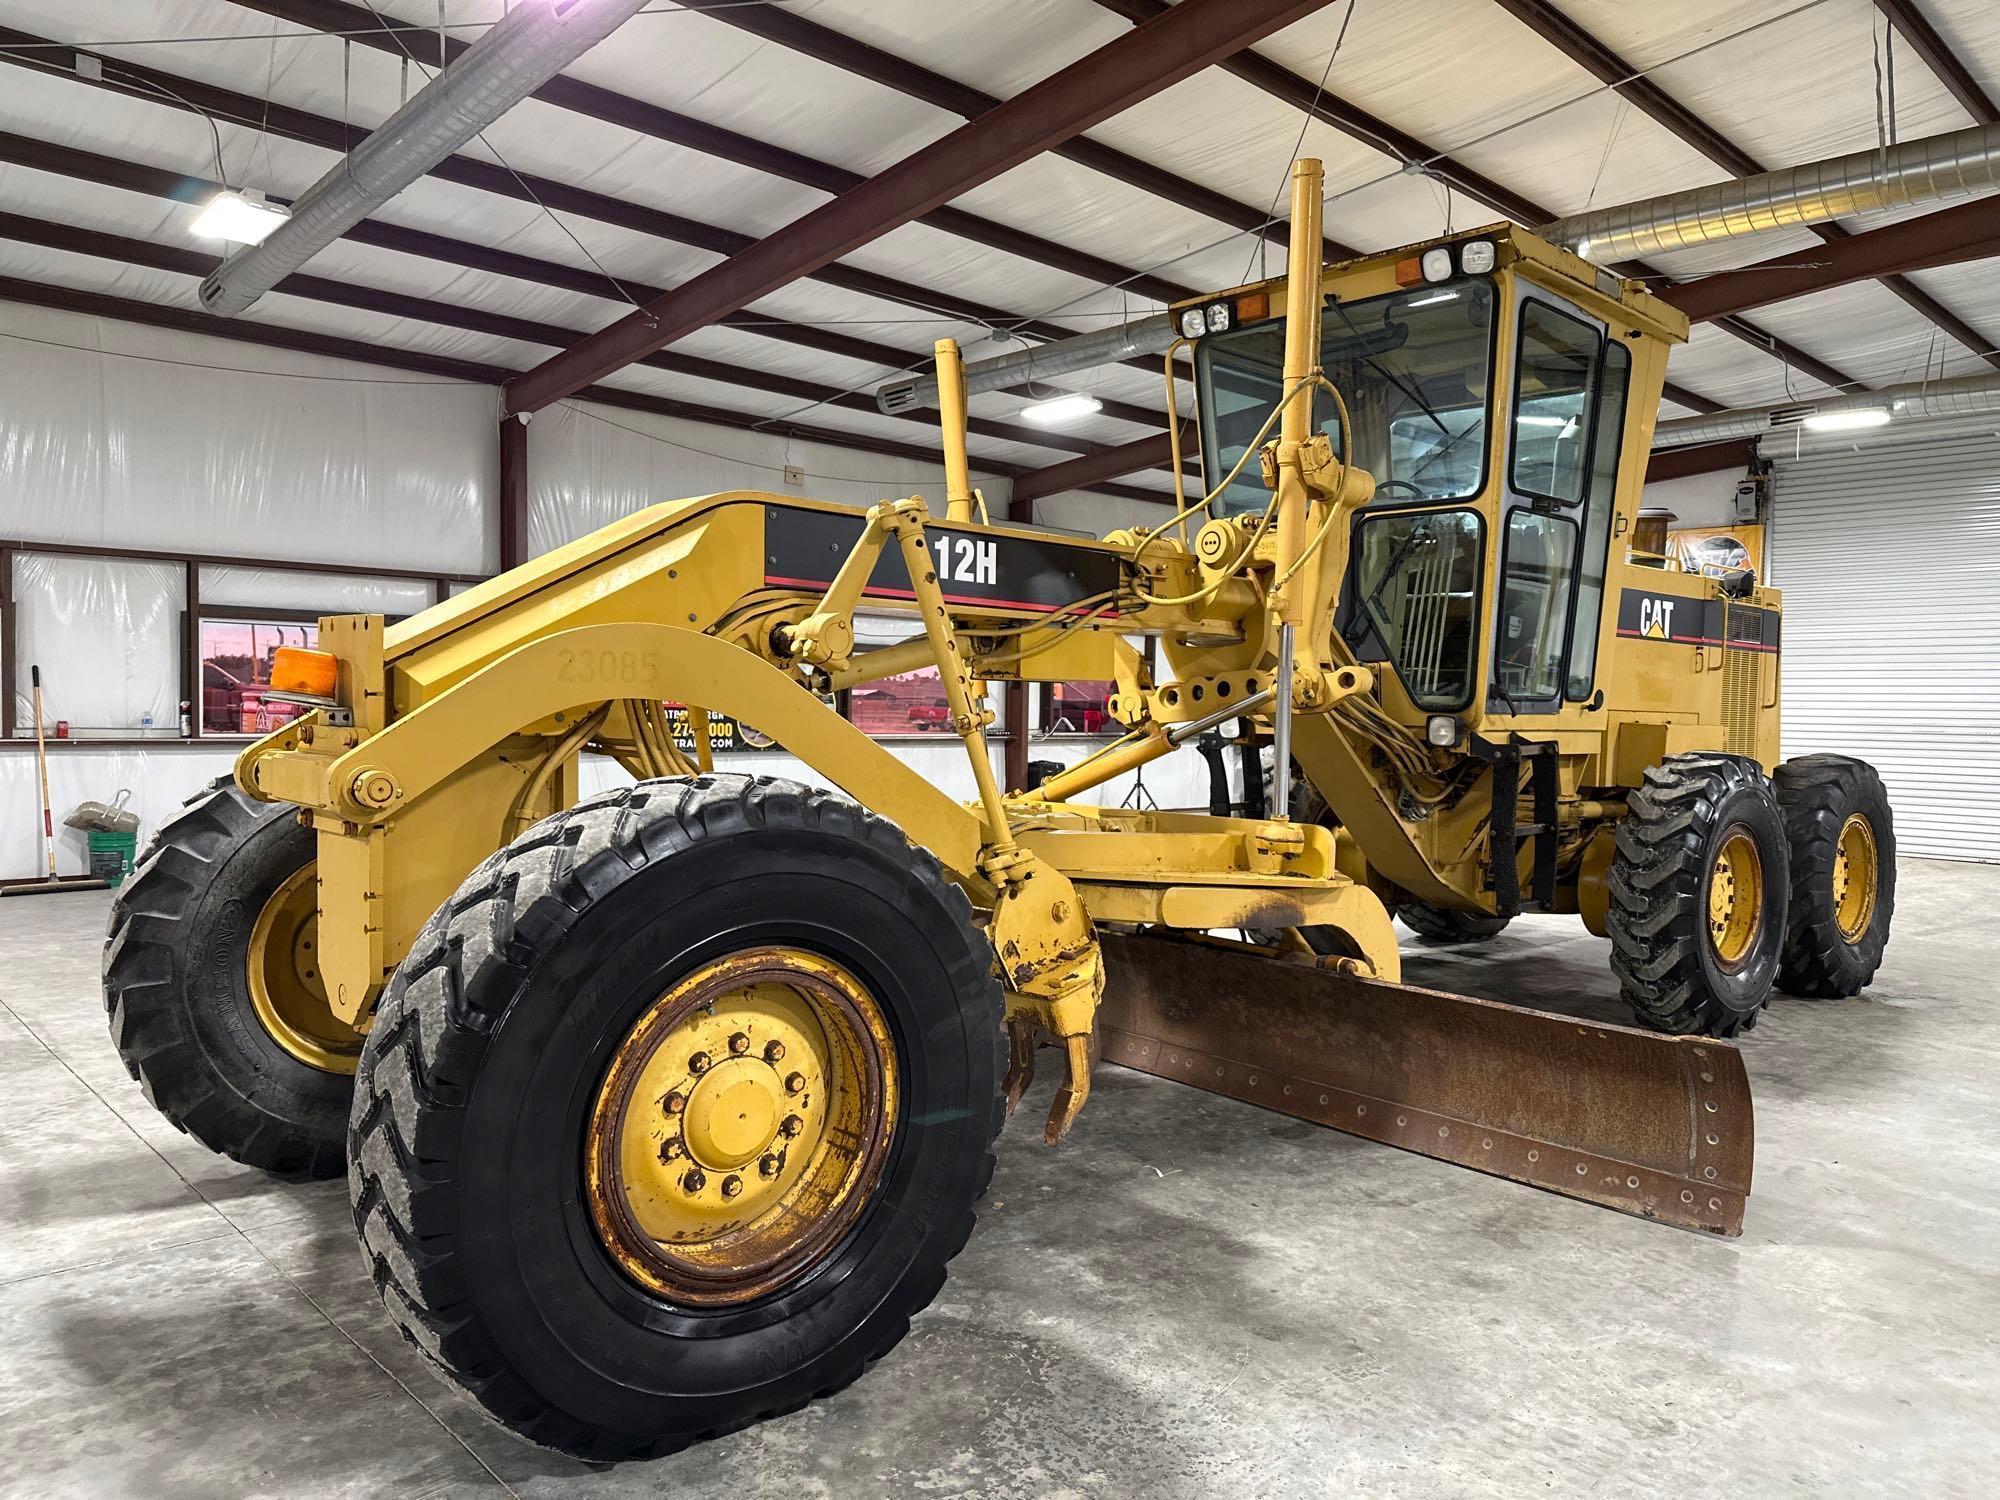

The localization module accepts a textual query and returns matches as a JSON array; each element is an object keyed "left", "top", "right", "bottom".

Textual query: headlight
[
  {"left": 1460, "top": 239, "right": 1495, "bottom": 274},
  {"left": 1178, "top": 307, "right": 1206, "bottom": 339},
  {"left": 1204, "top": 300, "right": 1233, "bottom": 333},
  {"left": 1420, "top": 247, "right": 1453, "bottom": 283},
  {"left": 1426, "top": 714, "right": 1460, "bottom": 748}
]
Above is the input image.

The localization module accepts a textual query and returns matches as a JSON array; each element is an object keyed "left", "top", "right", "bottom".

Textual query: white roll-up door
[{"left": 1768, "top": 432, "right": 2000, "bottom": 862}]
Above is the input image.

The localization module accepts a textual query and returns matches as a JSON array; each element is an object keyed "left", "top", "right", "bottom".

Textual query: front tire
[
  {"left": 1775, "top": 755, "right": 1895, "bottom": 996},
  {"left": 1608, "top": 754, "right": 1790, "bottom": 1038},
  {"left": 347, "top": 775, "right": 1004, "bottom": 1460},
  {"left": 1396, "top": 902, "right": 1512, "bottom": 944},
  {"left": 103, "top": 777, "right": 358, "bottom": 1176}
]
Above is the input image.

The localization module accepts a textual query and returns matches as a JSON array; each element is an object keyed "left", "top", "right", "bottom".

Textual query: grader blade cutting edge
[{"left": 1095, "top": 932, "right": 1754, "bottom": 1235}]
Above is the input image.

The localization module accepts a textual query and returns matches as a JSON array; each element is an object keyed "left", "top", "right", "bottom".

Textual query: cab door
[{"left": 1490, "top": 287, "right": 1631, "bottom": 716}]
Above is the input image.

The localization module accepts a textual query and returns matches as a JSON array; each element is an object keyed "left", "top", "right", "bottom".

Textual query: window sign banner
[{"left": 1671, "top": 525, "right": 1764, "bottom": 583}]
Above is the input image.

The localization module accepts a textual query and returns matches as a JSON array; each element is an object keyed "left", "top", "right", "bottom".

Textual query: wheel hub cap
[
  {"left": 245, "top": 863, "right": 363, "bottom": 1075},
  {"left": 1706, "top": 826, "right": 1765, "bottom": 972},
  {"left": 585, "top": 946, "right": 897, "bottom": 1306},
  {"left": 1833, "top": 813, "right": 1879, "bottom": 943}
]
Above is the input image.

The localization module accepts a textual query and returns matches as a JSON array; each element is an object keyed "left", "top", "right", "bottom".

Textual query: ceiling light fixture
[
  {"left": 1801, "top": 407, "right": 1892, "bottom": 433},
  {"left": 1020, "top": 393, "right": 1103, "bottom": 428},
  {"left": 1403, "top": 289, "right": 1461, "bottom": 308},
  {"left": 191, "top": 189, "right": 291, "bottom": 246}
]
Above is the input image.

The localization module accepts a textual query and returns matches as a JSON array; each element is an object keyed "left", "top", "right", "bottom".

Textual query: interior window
[
  {"left": 1566, "top": 340, "right": 1632, "bottom": 699},
  {"left": 1198, "top": 278, "right": 1495, "bottom": 516},
  {"left": 1511, "top": 301, "right": 1603, "bottom": 506},
  {"left": 1352, "top": 509, "right": 1483, "bottom": 710},
  {"left": 1494, "top": 512, "right": 1578, "bottom": 704}
]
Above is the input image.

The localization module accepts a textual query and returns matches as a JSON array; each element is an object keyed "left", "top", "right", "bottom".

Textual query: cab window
[
  {"left": 1352, "top": 508, "right": 1483, "bottom": 710},
  {"left": 1198, "top": 278, "right": 1495, "bottom": 516},
  {"left": 1495, "top": 511, "right": 1579, "bottom": 703},
  {"left": 1511, "top": 301, "right": 1603, "bottom": 506}
]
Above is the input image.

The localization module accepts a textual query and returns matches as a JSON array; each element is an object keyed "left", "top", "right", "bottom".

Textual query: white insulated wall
[
  {"left": 1768, "top": 432, "right": 2000, "bottom": 863},
  {"left": 0, "top": 300, "right": 1208, "bottom": 877}
]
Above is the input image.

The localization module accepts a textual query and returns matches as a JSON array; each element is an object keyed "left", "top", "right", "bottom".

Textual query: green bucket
[{"left": 87, "top": 830, "right": 139, "bottom": 888}]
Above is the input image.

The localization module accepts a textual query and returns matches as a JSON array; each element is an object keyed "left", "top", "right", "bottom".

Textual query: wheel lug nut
[
  {"left": 728, "top": 1032, "right": 750, "bottom": 1055},
  {"left": 658, "top": 1138, "right": 685, "bottom": 1161},
  {"left": 784, "top": 1072, "right": 806, "bottom": 1095},
  {"left": 764, "top": 1040, "right": 786, "bottom": 1063},
  {"left": 688, "top": 1051, "right": 711, "bottom": 1075},
  {"left": 682, "top": 1168, "right": 706, "bottom": 1192},
  {"left": 721, "top": 1175, "right": 743, "bottom": 1198},
  {"left": 779, "top": 1115, "right": 803, "bottom": 1139},
  {"left": 663, "top": 1091, "right": 686, "bottom": 1115},
  {"left": 758, "top": 1153, "right": 781, "bottom": 1178}
]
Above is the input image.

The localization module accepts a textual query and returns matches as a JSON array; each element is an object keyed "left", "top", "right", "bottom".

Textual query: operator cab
[{"left": 1181, "top": 228, "right": 1681, "bottom": 725}]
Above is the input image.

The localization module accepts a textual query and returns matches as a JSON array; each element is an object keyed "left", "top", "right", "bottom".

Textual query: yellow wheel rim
[
  {"left": 1706, "top": 826, "right": 1766, "bottom": 971},
  {"left": 1833, "top": 813, "right": 1879, "bottom": 942},
  {"left": 584, "top": 947, "right": 898, "bottom": 1306},
  {"left": 245, "top": 863, "right": 363, "bottom": 1075}
]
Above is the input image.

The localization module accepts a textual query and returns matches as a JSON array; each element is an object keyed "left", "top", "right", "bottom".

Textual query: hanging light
[
  {"left": 191, "top": 190, "right": 291, "bottom": 246},
  {"left": 1020, "top": 393, "right": 1104, "bottom": 428},
  {"left": 1801, "top": 407, "right": 1892, "bottom": 433}
]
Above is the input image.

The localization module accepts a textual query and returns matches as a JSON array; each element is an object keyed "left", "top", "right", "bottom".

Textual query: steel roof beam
[
  {"left": 1665, "top": 195, "right": 2000, "bottom": 326},
  {"left": 1871, "top": 0, "right": 1999, "bottom": 126},
  {"left": 504, "top": 0, "right": 1342, "bottom": 414},
  {"left": 684, "top": 0, "right": 1358, "bottom": 264},
  {"left": 1491, "top": 0, "right": 2000, "bottom": 376},
  {"left": 0, "top": 130, "right": 1187, "bottom": 459},
  {"left": 0, "top": 24, "right": 1178, "bottom": 395},
  {"left": 226, "top": 0, "right": 1212, "bottom": 304}
]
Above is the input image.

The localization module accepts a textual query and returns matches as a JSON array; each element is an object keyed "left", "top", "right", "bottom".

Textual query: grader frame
[{"left": 224, "top": 160, "right": 1762, "bottom": 1237}]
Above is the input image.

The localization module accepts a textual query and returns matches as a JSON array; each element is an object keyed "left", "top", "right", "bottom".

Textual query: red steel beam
[
  {"left": 1010, "top": 434, "right": 1180, "bottom": 507},
  {"left": 689, "top": 0, "right": 1358, "bottom": 263},
  {"left": 1644, "top": 438, "right": 1758, "bottom": 485},
  {"left": 1871, "top": 0, "right": 1999, "bottom": 125},
  {"left": 225, "top": 0, "right": 1210, "bottom": 306},
  {"left": 503, "top": 0, "right": 1342, "bottom": 414},
  {"left": 498, "top": 416, "right": 529, "bottom": 572},
  {"left": 689, "top": 0, "right": 1718, "bottom": 417},
  {"left": 1665, "top": 197, "right": 2000, "bottom": 325}
]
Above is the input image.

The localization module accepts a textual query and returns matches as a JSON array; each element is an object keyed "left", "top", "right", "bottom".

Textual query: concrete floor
[{"left": 2, "top": 864, "right": 1995, "bottom": 1500}]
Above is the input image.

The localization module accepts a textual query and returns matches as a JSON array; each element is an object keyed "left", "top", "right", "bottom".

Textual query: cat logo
[{"left": 1639, "top": 596, "right": 1675, "bottom": 640}]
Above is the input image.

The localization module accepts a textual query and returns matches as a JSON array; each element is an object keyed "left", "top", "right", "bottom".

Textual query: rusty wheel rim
[
  {"left": 1833, "top": 813, "right": 1878, "bottom": 943},
  {"left": 584, "top": 946, "right": 898, "bottom": 1306},
  {"left": 245, "top": 863, "right": 362, "bottom": 1075},
  {"left": 1705, "top": 826, "right": 1765, "bottom": 973}
]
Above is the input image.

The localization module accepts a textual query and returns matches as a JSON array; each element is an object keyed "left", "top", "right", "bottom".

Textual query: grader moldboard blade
[{"left": 1095, "top": 931, "right": 1753, "bottom": 1235}]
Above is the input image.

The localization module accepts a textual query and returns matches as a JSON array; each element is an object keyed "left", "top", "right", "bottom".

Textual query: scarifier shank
[{"left": 1095, "top": 932, "right": 1753, "bottom": 1235}]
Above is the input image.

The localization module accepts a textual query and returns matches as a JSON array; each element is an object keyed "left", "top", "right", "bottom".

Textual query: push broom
[{"left": 1, "top": 665, "right": 109, "bottom": 897}]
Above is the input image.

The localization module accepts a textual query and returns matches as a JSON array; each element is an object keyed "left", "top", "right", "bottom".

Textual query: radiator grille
[{"left": 1721, "top": 612, "right": 1759, "bottom": 757}]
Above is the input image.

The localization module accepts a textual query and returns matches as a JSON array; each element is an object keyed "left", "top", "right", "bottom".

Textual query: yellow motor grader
[{"left": 105, "top": 161, "right": 1893, "bottom": 1459}]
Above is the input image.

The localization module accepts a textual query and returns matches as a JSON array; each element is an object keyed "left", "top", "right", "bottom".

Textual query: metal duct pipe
[
  {"left": 1652, "top": 372, "right": 2000, "bottom": 449},
  {"left": 1542, "top": 122, "right": 2000, "bottom": 262},
  {"left": 199, "top": 0, "right": 647, "bottom": 317},
  {"left": 876, "top": 312, "right": 1176, "bottom": 414}
]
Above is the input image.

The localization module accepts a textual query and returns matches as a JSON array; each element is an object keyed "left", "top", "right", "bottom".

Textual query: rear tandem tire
[
  {"left": 102, "top": 776, "right": 353, "bottom": 1177},
  {"left": 1395, "top": 902, "right": 1512, "bottom": 945},
  {"left": 1608, "top": 754, "right": 1790, "bottom": 1039},
  {"left": 1774, "top": 754, "right": 1895, "bottom": 997},
  {"left": 347, "top": 774, "right": 1005, "bottom": 1460}
]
